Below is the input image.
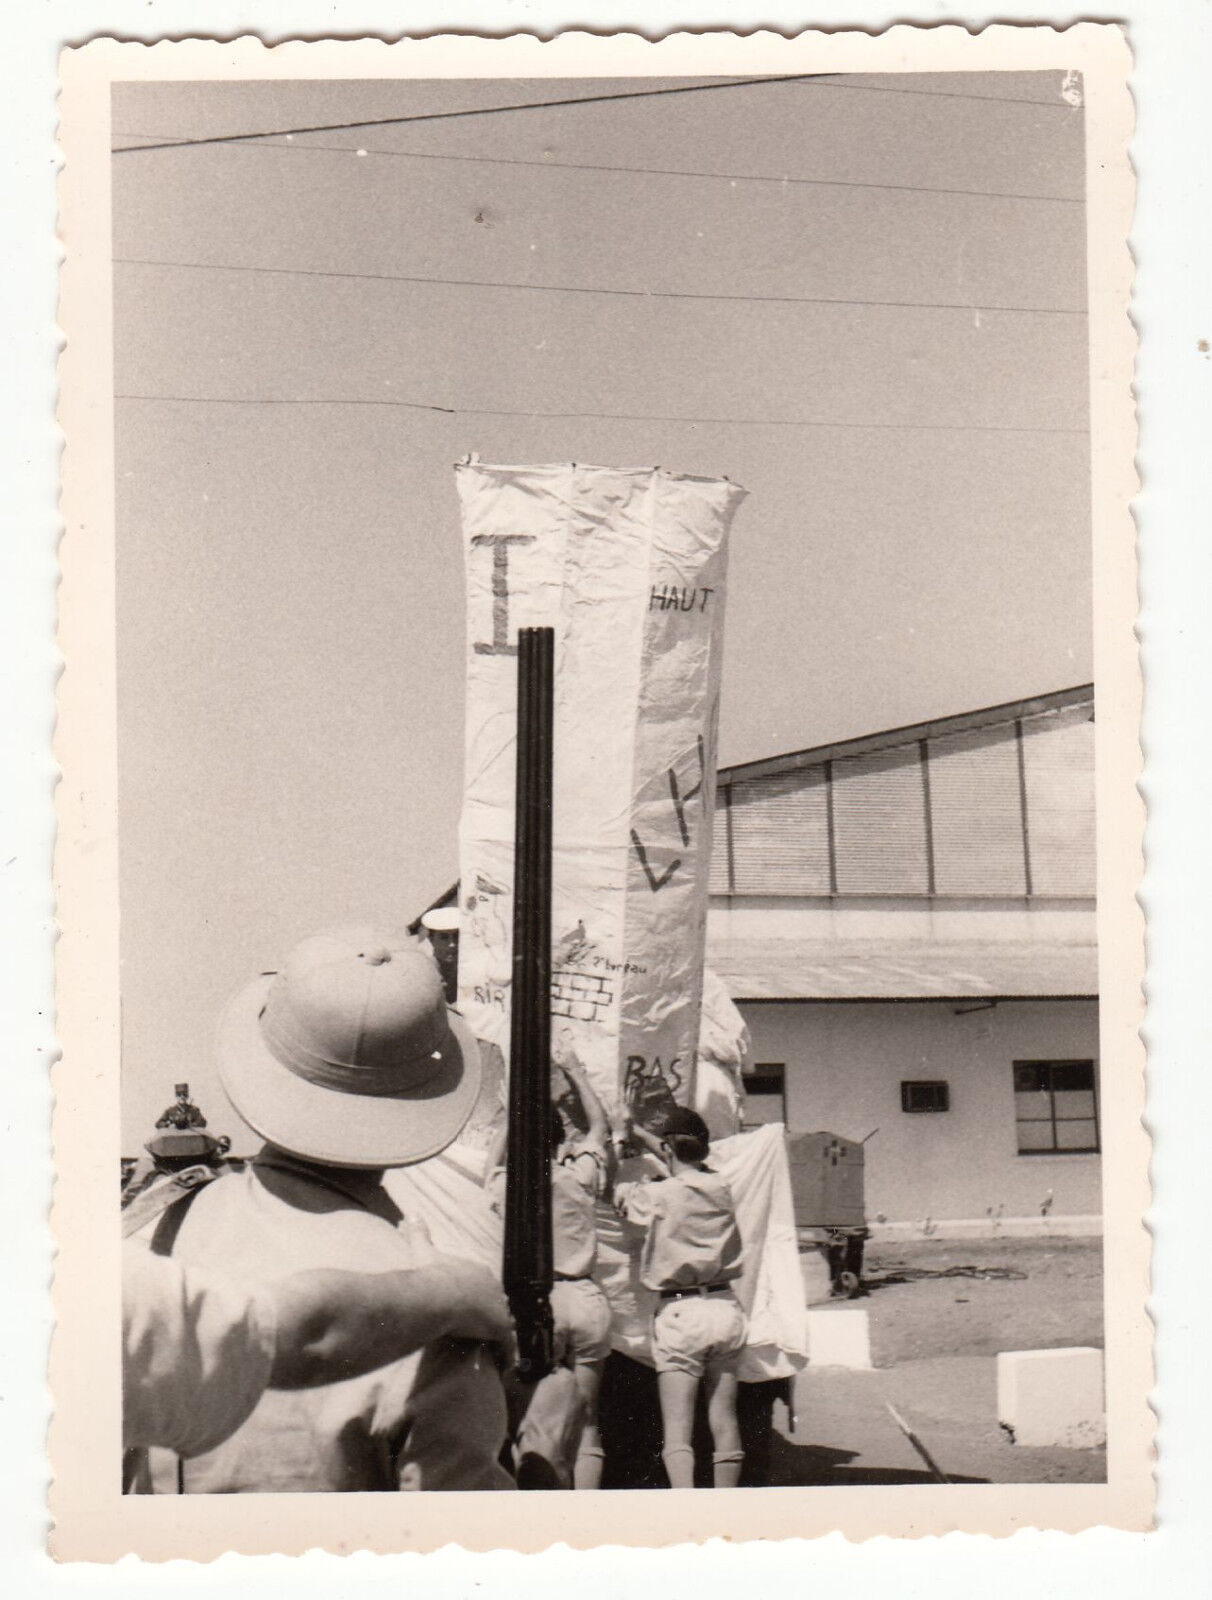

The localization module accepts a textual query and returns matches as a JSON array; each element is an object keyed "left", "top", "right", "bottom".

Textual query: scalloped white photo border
[{"left": 50, "top": 24, "right": 1144, "bottom": 1561}]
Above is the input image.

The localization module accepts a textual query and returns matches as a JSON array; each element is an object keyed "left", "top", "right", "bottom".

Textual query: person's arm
[
  {"left": 558, "top": 1054, "right": 610, "bottom": 1149},
  {"left": 628, "top": 1119, "right": 671, "bottom": 1173},
  {"left": 556, "top": 1053, "right": 617, "bottom": 1196},
  {"left": 123, "top": 1250, "right": 276, "bottom": 1457},
  {"left": 124, "top": 1251, "right": 518, "bottom": 1454},
  {"left": 267, "top": 1258, "right": 516, "bottom": 1388},
  {"left": 612, "top": 1110, "right": 665, "bottom": 1221}
]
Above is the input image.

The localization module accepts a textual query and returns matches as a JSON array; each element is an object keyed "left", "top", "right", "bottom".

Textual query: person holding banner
[
  {"left": 614, "top": 1108, "right": 748, "bottom": 1489},
  {"left": 487, "top": 1048, "right": 615, "bottom": 1489}
]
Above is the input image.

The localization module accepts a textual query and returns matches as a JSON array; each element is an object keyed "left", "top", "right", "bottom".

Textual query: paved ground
[{"left": 773, "top": 1237, "right": 1106, "bottom": 1485}]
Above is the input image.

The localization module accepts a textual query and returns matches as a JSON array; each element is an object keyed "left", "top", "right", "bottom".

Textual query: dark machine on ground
[{"left": 788, "top": 1130, "right": 872, "bottom": 1296}]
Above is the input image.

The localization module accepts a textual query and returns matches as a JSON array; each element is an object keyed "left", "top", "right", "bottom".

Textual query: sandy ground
[
  {"left": 772, "top": 1237, "right": 1106, "bottom": 1485},
  {"left": 862, "top": 1236, "right": 1105, "bottom": 1364}
]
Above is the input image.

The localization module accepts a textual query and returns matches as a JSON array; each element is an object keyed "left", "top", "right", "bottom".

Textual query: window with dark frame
[
  {"left": 900, "top": 1079, "right": 950, "bottom": 1114},
  {"left": 742, "top": 1062, "right": 786, "bottom": 1128},
  {"left": 1013, "top": 1060, "right": 1099, "bottom": 1154}
]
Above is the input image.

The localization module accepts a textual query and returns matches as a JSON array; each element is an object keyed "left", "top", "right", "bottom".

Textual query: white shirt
[
  {"left": 614, "top": 1167, "right": 744, "bottom": 1293},
  {"left": 122, "top": 1247, "right": 275, "bottom": 1457},
  {"left": 133, "top": 1154, "right": 513, "bottom": 1493}
]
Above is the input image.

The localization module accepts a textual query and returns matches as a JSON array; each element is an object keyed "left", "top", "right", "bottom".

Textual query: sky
[{"left": 112, "top": 72, "right": 1092, "bottom": 1149}]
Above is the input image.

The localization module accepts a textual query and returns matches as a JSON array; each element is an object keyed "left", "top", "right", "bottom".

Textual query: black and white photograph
[{"left": 50, "top": 28, "right": 1146, "bottom": 1558}]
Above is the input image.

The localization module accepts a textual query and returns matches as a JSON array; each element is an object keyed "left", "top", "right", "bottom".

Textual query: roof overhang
[{"left": 706, "top": 936, "right": 1098, "bottom": 1001}]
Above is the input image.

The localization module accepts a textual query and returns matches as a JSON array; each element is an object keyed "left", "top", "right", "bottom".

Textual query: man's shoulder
[
  {"left": 175, "top": 1164, "right": 419, "bottom": 1278},
  {"left": 121, "top": 1164, "right": 226, "bottom": 1241},
  {"left": 682, "top": 1166, "right": 733, "bottom": 1200},
  {"left": 560, "top": 1140, "right": 608, "bottom": 1182}
]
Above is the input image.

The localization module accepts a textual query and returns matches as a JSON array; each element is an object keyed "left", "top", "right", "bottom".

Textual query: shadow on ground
[{"left": 766, "top": 1433, "right": 989, "bottom": 1486}]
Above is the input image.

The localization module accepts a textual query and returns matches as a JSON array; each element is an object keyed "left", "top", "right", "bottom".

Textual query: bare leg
[
  {"left": 705, "top": 1366, "right": 743, "bottom": 1488},
  {"left": 657, "top": 1369, "right": 700, "bottom": 1487},
  {"left": 572, "top": 1359, "right": 605, "bottom": 1490}
]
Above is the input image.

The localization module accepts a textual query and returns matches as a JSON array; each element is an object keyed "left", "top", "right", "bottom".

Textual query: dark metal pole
[{"left": 503, "top": 626, "right": 555, "bottom": 1381}]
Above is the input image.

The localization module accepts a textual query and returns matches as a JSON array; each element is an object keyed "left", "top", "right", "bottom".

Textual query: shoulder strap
[
  {"left": 149, "top": 1179, "right": 210, "bottom": 1258},
  {"left": 120, "top": 1165, "right": 217, "bottom": 1244},
  {"left": 119, "top": 1165, "right": 218, "bottom": 1499}
]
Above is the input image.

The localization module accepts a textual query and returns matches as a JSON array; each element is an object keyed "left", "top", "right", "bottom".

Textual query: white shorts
[
  {"left": 551, "top": 1277, "right": 613, "bottom": 1366},
  {"left": 651, "top": 1291, "right": 747, "bottom": 1378}
]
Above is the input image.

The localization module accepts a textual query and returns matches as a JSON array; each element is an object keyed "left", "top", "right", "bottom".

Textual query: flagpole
[{"left": 503, "top": 626, "right": 555, "bottom": 1381}]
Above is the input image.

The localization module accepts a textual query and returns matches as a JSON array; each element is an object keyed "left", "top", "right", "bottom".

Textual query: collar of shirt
[
  {"left": 672, "top": 1165, "right": 724, "bottom": 1192},
  {"left": 252, "top": 1146, "right": 403, "bottom": 1227}
]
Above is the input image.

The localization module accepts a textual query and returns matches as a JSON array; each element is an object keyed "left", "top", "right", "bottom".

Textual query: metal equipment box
[{"left": 788, "top": 1130, "right": 866, "bottom": 1228}]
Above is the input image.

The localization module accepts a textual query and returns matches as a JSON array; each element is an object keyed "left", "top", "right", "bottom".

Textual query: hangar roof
[{"left": 710, "top": 684, "right": 1095, "bottom": 902}]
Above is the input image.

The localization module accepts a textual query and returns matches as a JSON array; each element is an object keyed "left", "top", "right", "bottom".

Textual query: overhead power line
[
  {"left": 109, "top": 71, "right": 1080, "bottom": 156},
  {"left": 115, "top": 393, "right": 1089, "bottom": 437},
  {"left": 773, "top": 74, "right": 1079, "bottom": 111},
  {"left": 110, "top": 134, "right": 1084, "bottom": 207},
  {"left": 109, "top": 75, "right": 824, "bottom": 154},
  {"left": 115, "top": 257, "right": 1087, "bottom": 318}
]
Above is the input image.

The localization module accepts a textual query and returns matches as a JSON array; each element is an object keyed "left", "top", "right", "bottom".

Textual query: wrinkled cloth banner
[
  {"left": 387, "top": 1123, "right": 808, "bottom": 1380},
  {"left": 454, "top": 459, "right": 746, "bottom": 1115}
]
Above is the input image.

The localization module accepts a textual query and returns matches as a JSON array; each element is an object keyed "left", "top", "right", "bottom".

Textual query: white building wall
[{"left": 741, "top": 997, "right": 1102, "bottom": 1226}]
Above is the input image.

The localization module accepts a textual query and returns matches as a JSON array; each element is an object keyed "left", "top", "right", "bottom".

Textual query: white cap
[{"left": 420, "top": 906, "right": 461, "bottom": 934}]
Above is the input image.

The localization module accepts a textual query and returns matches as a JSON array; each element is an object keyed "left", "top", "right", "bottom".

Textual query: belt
[
  {"left": 659, "top": 1281, "right": 734, "bottom": 1302},
  {"left": 554, "top": 1272, "right": 592, "bottom": 1282}
]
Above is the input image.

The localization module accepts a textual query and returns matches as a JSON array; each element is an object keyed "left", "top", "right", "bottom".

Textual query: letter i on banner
[{"left": 454, "top": 457, "right": 747, "bottom": 1119}]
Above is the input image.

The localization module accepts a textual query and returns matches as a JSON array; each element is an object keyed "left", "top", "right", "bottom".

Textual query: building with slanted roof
[
  {"left": 706, "top": 684, "right": 1100, "bottom": 1237},
  {"left": 417, "top": 683, "right": 1100, "bottom": 1238}
]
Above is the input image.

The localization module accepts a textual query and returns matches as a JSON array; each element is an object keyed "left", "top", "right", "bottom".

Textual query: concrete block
[
  {"left": 807, "top": 1306, "right": 872, "bottom": 1370},
  {"left": 997, "top": 1347, "right": 1105, "bottom": 1448}
]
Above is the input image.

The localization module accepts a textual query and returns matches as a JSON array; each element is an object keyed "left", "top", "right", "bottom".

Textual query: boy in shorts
[
  {"left": 487, "top": 1053, "right": 615, "bottom": 1489},
  {"left": 615, "top": 1107, "right": 747, "bottom": 1489}
]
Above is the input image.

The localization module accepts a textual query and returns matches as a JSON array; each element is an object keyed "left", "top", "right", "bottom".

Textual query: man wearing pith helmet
[{"left": 129, "top": 927, "right": 515, "bottom": 1493}]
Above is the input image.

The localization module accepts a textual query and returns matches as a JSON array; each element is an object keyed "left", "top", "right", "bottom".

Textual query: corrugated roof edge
[
  {"left": 719, "top": 684, "right": 1094, "bottom": 785},
  {"left": 417, "top": 684, "right": 1095, "bottom": 918}
]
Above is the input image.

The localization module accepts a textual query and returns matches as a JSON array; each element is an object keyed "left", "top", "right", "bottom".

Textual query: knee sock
[
  {"left": 573, "top": 1446, "right": 604, "bottom": 1491},
  {"left": 661, "top": 1446, "right": 696, "bottom": 1488},
  {"left": 713, "top": 1450, "right": 744, "bottom": 1489}
]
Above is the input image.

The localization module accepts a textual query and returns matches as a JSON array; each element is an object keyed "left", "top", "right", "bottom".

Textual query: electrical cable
[
  {"left": 110, "top": 71, "right": 1080, "bottom": 156},
  {"left": 114, "top": 393, "right": 1089, "bottom": 436},
  {"left": 110, "top": 133, "right": 1083, "bottom": 207},
  {"left": 109, "top": 75, "right": 827, "bottom": 154},
  {"left": 114, "top": 256, "right": 1087, "bottom": 318}
]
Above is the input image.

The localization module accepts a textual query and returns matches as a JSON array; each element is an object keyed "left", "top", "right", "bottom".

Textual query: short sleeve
[
  {"left": 614, "top": 1178, "right": 661, "bottom": 1227},
  {"left": 122, "top": 1248, "right": 277, "bottom": 1457},
  {"left": 562, "top": 1142, "right": 607, "bottom": 1199},
  {"left": 486, "top": 1165, "right": 506, "bottom": 1216}
]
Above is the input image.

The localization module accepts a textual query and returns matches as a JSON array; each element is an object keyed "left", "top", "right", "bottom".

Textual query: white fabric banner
[
  {"left": 693, "top": 967, "right": 752, "bottom": 1138},
  {"left": 387, "top": 1124, "right": 808, "bottom": 1383},
  {"left": 454, "top": 459, "right": 746, "bottom": 1115}
]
